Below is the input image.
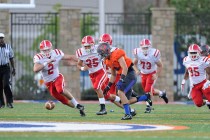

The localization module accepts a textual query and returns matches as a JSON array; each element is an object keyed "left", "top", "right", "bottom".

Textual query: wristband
[
  {"left": 181, "top": 79, "right": 185, "bottom": 85},
  {"left": 120, "top": 74, "right": 126, "bottom": 81},
  {"left": 81, "top": 67, "right": 85, "bottom": 71},
  {"left": 43, "top": 62, "right": 47, "bottom": 67},
  {"left": 107, "top": 82, "right": 113, "bottom": 88}
]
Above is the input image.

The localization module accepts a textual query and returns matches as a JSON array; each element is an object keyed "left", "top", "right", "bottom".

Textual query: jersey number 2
[{"left": 48, "top": 63, "right": 54, "bottom": 75}]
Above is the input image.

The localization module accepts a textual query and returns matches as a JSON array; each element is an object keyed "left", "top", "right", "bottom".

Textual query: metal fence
[
  {"left": 11, "top": 13, "right": 58, "bottom": 100},
  {"left": 174, "top": 13, "right": 210, "bottom": 100},
  {"left": 81, "top": 13, "right": 152, "bottom": 95}
]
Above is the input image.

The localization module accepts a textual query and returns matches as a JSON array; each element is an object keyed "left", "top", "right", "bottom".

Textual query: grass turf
[{"left": 0, "top": 102, "right": 210, "bottom": 140}]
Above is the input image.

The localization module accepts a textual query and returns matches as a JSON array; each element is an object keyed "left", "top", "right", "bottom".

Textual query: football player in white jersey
[
  {"left": 76, "top": 35, "right": 109, "bottom": 115},
  {"left": 181, "top": 44, "right": 210, "bottom": 109},
  {"left": 33, "top": 40, "right": 85, "bottom": 116},
  {"left": 133, "top": 39, "right": 168, "bottom": 113}
]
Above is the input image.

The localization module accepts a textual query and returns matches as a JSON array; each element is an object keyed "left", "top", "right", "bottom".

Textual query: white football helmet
[
  {"left": 188, "top": 44, "right": 201, "bottom": 61},
  {"left": 39, "top": 40, "right": 53, "bottom": 57},
  {"left": 81, "top": 35, "right": 95, "bottom": 53},
  {"left": 139, "top": 39, "right": 151, "bottom": 55}
]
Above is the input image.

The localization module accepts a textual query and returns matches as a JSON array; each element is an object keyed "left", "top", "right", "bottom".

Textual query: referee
[{"left": 0, "top": 33, "right": 15, "bottom": 108}]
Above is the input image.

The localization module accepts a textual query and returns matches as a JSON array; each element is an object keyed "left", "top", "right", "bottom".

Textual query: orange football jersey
[{"left": 104, "top": 49, "right": 132, "bottom": 74}]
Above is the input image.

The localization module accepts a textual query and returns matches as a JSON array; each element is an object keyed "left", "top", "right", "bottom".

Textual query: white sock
[
  {"left": 146, "top": 101, "right": 150, "bottom": 106},
  {"left": 130, "top": 108, "right": 134, "bottom": 112},
  {"left": 114, "top": 96, "right": 121, "bottom": 102},
  {"left": 99, "top": 98, "right": 105, "bottom": 104},
  {"left": 205, "top": 100, "right": 210, "bottom": 105},
  {"left": 159, "top": 91, "right": 163, "bottom": 96},
  {"left": 71, "top": 98, "right": 78, "bottom": 108}
]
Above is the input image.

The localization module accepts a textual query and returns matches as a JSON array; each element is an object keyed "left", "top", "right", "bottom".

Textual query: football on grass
[{"left": 45, "top": 101, "right": 55, "bottom": 110}]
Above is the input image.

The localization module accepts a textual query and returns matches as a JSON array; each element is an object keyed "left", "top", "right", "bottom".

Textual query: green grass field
[{"left": 0, "top": 101, "right": 210, "bottom": 140}]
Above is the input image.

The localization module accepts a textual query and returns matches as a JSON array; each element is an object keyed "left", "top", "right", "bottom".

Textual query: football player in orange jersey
[
  {"left": 97, "top": 42, "right": 151, "bottom": 120},
  {"left": 99, "top": 33, "right": 137, "bottom": 116}
]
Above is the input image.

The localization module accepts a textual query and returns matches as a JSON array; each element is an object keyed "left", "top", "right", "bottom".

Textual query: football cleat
[
  {"left": 207, "top": 104, "right": 210, "bottom": 109},
  {"left": 76, "top": 104, "right": 86, "bottom": 117},
  {"left": 146, "top": 94, "right": 153, "bottom": 106},
  {"left": 7, "top": 103, "right": 13, "bottom": 109},
  {"left": 144, "top": 105, "right": 154, "bottom": 113},
  {"left": 130, "top": 109, "right": 137, "bottom": 117},
  {"left": 96, "top": 109, "right": 107, "bottom": 115},
  {"left": 160, "top": 90, "right": 168, "bottom": 104},
  {"left": 121, "top": 114, "right": 132, "bottom": 120}
]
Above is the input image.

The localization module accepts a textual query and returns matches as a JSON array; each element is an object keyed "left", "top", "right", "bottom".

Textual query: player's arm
[
  {"left": 62, "top": 54, "right": 78, "bottom": 65},
  {"left": 133, "top": 58, "right": 140, "bottom": 75},
  {"left": 62, "top": 54, "right": 78, "bottom": 61},
  {"left": 205, "top": 67, "right": 210, "bottom": 80},
  {"left": 156, "top": 59, "right": 163, "bottom": 77},
  {"left": 118, "top": 56, "right": 128, "bottom": 76},
  {"left": 109, "top": 68, "right": 117, "bottom": 83},
  {"left": 33, "top": 59, "right": 54, "bottom": 73},
  {"left": 183, "top": 68, "right": 189, "bottom": 80},
  {"left": 77, "top": 59, "right": 88, "bottom": 71}
]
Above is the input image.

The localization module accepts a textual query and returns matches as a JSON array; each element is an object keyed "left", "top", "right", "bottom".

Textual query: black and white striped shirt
[{"left": 0, "top": 44, "right": 14, "bottom": 65}]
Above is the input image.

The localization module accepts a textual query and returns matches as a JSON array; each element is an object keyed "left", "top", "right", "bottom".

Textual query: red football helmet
[
  {"left": 99, "top": 33, "right": 112, "bottom": 45},
  {"left": 81, "top": 35, "right": 95, "bottom": 53},
  {"left": 188, "top": 44, "right": 201, "bottom": 61},
  {"left": 139, "top": 39, "right": 151, "bottom": 55},
  {"left": 39, "top": 40, "right": 53, "bottom": 57}
]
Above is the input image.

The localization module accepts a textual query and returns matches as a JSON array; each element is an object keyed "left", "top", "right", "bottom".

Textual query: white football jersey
[
  {"left": 133, "top": 47, "right": 161, "bottom": 74},
  {"left": 33, "top": 49, "right": 64, "bottom": 83},
  {"left": 76, "top": 45, "right": 104, "bottom": 74},
  {"left": 183, "top": 56, "right": 210, "bottom": 85}
]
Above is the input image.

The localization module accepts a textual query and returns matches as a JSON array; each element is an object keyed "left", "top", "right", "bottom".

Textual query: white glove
[
  {"left": 181, "top": 79, "right": 185, "bottom": 92},
  {"left": 187, "top": 92, "right": 192, "bottom": 99},
  {"left": 202, "top": 80, "right": 210, "bottom": 90}
]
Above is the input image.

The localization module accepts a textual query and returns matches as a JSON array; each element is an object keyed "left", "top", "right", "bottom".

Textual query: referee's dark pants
[{"left": 0, "top": 64, "right": 13, "bottom": 106}]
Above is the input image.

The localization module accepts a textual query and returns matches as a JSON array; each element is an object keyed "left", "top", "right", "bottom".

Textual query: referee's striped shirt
[{"left": 0, "top": 44, "right": 14, "bottom": 65}]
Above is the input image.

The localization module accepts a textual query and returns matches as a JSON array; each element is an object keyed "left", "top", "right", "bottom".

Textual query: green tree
[
  {"left": 80, "top": 13, "right": 98, "bottom": 38},
  {"left": 170, "top": 0, "right": 210, "bottom": 45}
]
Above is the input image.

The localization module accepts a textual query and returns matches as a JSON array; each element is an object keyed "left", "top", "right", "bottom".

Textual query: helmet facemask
[
  {"left": 83, "top": 44, "right": 94, "bottom": 54},
  {"left": 188, "top": 51, "right": 200, "bottom": 61},
  {"left": 141, "top": 45, "right": 150, "bottom": 55},
  {"left": 41, "top": 48, "right": 52, "bottom": 58}
]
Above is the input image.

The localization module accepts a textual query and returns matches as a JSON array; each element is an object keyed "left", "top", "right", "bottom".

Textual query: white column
[{"left": 99, "top": 0, "right": 105, "bottom": 35}]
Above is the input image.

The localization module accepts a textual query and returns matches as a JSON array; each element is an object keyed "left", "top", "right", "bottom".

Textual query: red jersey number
[
  {"left": 188, "top": 67, "right": 200, "bottom": 77},
  {"left": 48, "top": 63, "right": 54, "bottom": 75},
  {"left": 86, "top": 58, "right": 99, "bottom": 68},
  {"left": 140, "top": 61, "right": 152, "bottom": 70}
]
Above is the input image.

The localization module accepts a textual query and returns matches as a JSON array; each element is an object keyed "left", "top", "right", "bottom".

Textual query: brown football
[{"left": 45, "top": 101, "right": 55, "bottom": 110}]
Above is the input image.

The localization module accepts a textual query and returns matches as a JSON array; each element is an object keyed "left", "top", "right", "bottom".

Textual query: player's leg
[
  {"left": 54, "top": 74, "right": 86, "bottom": 116},
  {"left": 202, "top": 86, "right": 210, "bottom": 109},
  {"left": 90, "top": 69, "right": 108, "bottom": 115},
  {"left": 191, "top": 87, "right": 205, "bottom": 107}
]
